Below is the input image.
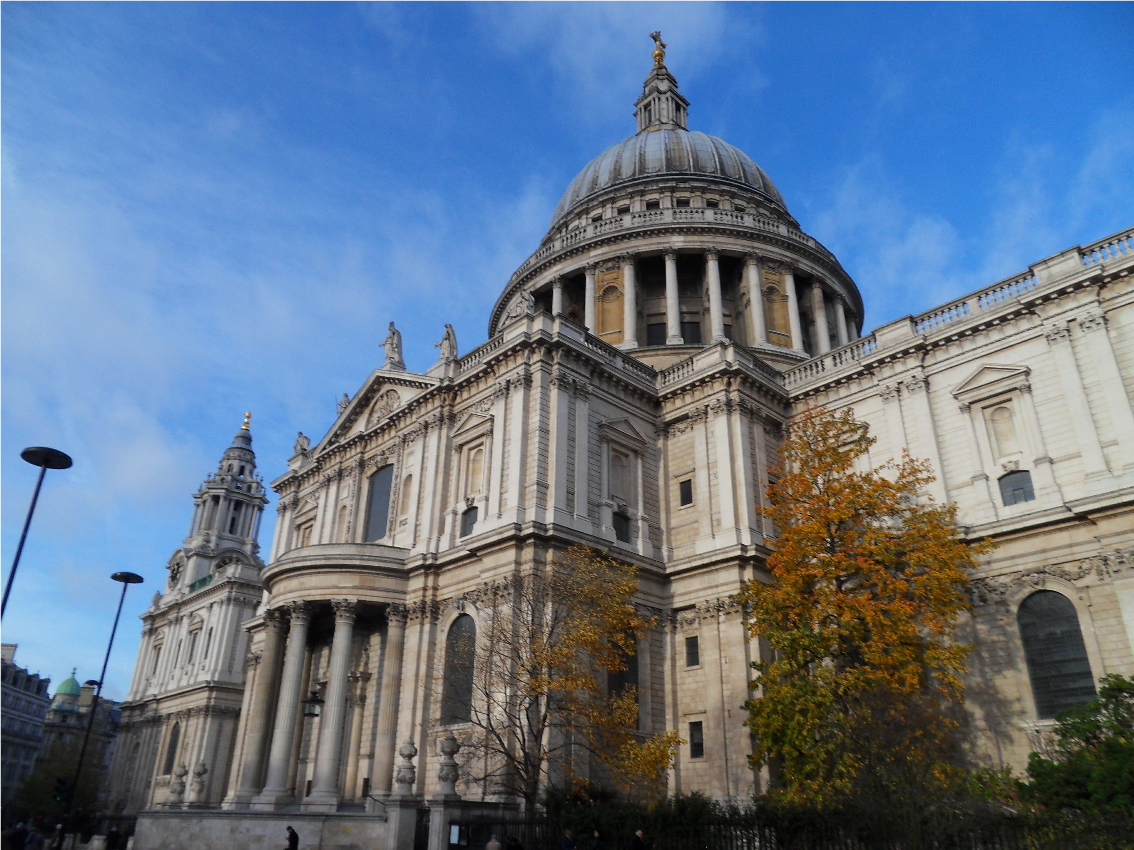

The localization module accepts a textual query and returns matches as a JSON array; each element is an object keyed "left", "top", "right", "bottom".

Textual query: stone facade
[
  {"left": 112, "top": 44, "right": 1134, "bottom": 849},
  {"left": 104, "top": 418, "right": 267, "bottom": 815},
  {"left": 1, "top": 644, "right": 51, "bottom": 808}
]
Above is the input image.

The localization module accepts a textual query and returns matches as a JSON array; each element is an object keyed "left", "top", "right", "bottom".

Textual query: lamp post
[
  {"left": 2, "top": 446, "right": 73, "bottom": 617},
  {"left": 61, "top": 571, "right": 143, "bottom": 839}
]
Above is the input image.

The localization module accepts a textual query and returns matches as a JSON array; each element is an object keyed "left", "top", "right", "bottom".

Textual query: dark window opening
[
  {"left": 613, "top": 512, "right": 631, "bottom": 543},
  {"left": 681, "top": 322, "right": 702, "bottom": 344},
  {"left": 202, "top": 628, "right": 213, "bottom": 660},
  {"left": 675, "top": 198, "right": 690, "bottom": 208},
  {"left": 689, "top": 721, "right": 704, "bottom": 758},
  {"left": 187, "top": 632, "right": 198, "bottom": 664},
  {"left": 646, "top": 323, "right": 667, "bottom": 346},
  {"left": 679, "top": 479, "right": 693, "bottom": 507},
  {"left": 645, "top": 200, "right": 660, "bottom": 210},
  {"left": 442, "top": 614, "right": 476, "bottom": 724},
  {"left": 735, "top": 204, "right": 747, "bottom": 213},
  {"left": 228, "top": 502, "right": 242, "bottom": 535},
  {"left": 723, "top": 324, "right": 733, "bottom": 341},
  {"left": 608, "top": 640, "right": 640, "bottom": 729},
  {"left": 591, "top": 214, "right": 602, "bottom": 223},
  {"left": 460, "top": 506, "right": 478, "bottom": 538},
  {"left": 361, "top": 778, "right": 370, "bottom": 799},
  {"left": 617, "top": 205, "right": 630, "bottom": 215},
  {"left": 238, "top": 465, "right": 245, "bottom": 477},
  {"left": 305, "top": 779, "right": 312, "bottom": 797},
  {"left": 705, "top": 199, "right": 719, "bottom": 209},
  {"left": 163, "top": 722, "right": 180, "bottom": 775},
  {"left": 999, "top": 470, "right": 1035, "bottom": 506},
  {"left": 365, "top": 464, "right": 394, "bottom": 542},
  {"left": 1018, "top": 590, "right": 1097, "bottom": 719},
  {"left": 685, "top": 635, "right": 700, "bottom": 668}
]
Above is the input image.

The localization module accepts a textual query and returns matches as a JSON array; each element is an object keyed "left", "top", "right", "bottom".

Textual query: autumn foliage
[
  {"left": 452, "top": 545, "right": 680, "bottom": 807},
  {"left": 741, "top": 406, "right": 990, "bottom": 804}
]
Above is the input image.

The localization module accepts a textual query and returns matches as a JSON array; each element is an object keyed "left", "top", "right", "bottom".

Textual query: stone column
[
  {"left": 810, "top": 281, "right": 830, "bottom": 355},
  {"left": 664, "top": 251, "right": 682, "bottom": 344},
  {"left": 573, "top": 382, "right": 592, "bottom": 524},
  {"left": 373, "top": 604, "right": 407, "bottom": 795},
  {"left": 880, "top": 383, "right": 907, "bottom": 464},
  {"left": 1044, "top": 322, "right": 1109, "bottom": 477},
  {"left": 305, "top": 599, "right": 359, "bottom": 810},
  {"left": 1080, "top": 310, "right": 1134, "bottom": 470},
  {"left": 252, "top": 602, "right": 311, "bottom": 808},
  {"left": 343, "top": 673, "right": 369, "bottom": 800},
  {"left": 706, "top": 250, "right": 726, "bottom": 342},
  {"left": 745, "top": 255, "right": 766, "bottom": 345},
  {"left": 584, "top": 266, "right": 597, "bottom": 333},
  {"left": 834, "top": 297, "right": 850, "bottom": 347},
  {"left": 551, "top": 277, "right": 563, "bottom": 317},
  {"left": 784, "top": 270, "right": 805, "bottom": 353},
  {"left": 228, "top": 610, "right": 286, "bottom": 804},
  {"left": 622, "top": 255, "right": 638, "bottom": 348}
]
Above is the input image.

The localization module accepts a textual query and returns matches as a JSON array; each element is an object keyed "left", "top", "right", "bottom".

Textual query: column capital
[
  {"left": 286, "top": 600, "right": 313, "bottom": 625},
  {"left": 1079, "top": 311, "right": 1107, "bottom": 334},
  {"left": 386, "top": 602, "right": 408, "bottom": 626},
  {"left": 620, "top": 252, "right": 637, "bottom": 264},
  {"left": 705, "top": 247, "right": 720, "bottom": 261},
  {"left": 331, "top": 598, "right": 359, "bottom": 622},
  {"left": 1044, "top": 323, "right": 1072, "bottom": 345},
  {"left": 263, "top": 608, "right": 288, "bottom": 630},
  {"left": 744, "top": 252, "right": 760, "bottom": 265},
  {"left": 663, "top": 250, "right": 678, "bottom": 262},
  {"left": 584, "top": 263, "right": 597, "bottom": 275}
]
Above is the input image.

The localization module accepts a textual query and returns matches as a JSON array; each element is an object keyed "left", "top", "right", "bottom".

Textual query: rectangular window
[
  {"left": 705, "top": 199, "right": 719, "bottom": 209},
  {"left": 679, "top": 479, "right": 693, "bottom": 507},
  {"left": 723, "top": 324, "right": 733, "bottom": 341},
  {"left": 613, "top": 512, "right": 631, "bottom": 543},
  {"left": 365, "top": 464, "right": 395, "bottom": 542},
  {"left": 646, "top": 323, "right": 666, "bottom": 346},
  {"left": 689, "top": 721, "right": 704, "bottom": 758},
  {"left": 202, "top": 628, "right": 213, "bottom": 660},
  {"left": 151, "top": 646, "right": 162, "bottom": 675},
  {"left": 187, "top": 632, "right": 198, "bottom": 664},
  {"left": 617, "top": 205, "right": 630, "bottom": 215},
  {"left": 675, "top": 197, "right": 690, "bottom": 208},
  {"left": 645, "top": 200, "right": 660, "bottom": 210},
  {"left": 681, "top": 321, "right": 701, "bottom": 344},
  {"left": 685, "top": 635, "right": 700, "bottom": 668},
  {"left": 460, "top": 506, "right": 478, "bottom": 537}
]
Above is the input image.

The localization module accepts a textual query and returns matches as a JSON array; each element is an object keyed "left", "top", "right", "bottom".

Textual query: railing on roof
[
  {"left": 1080, "top": 226, "right": 1133, "bottom": 266},
  {"left": 783, "top": 225, "right": 1134, "bottom": 390},
  {"left": 506, "top": 207, "right": 840, "bottom": 289}
]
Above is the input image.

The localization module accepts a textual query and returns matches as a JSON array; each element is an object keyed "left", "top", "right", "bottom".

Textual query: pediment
[
  {"left": 452, "top": 412, "right": 493, "bottom": 437},
  {"left": 318, "top": 369, "right": 438, "bottom": 450},
  {"left": 598, "top": 417, "right": 648, "bottom": 448},
  {"left": 952, "top": 363, "right": 1031, "bottom": 403}
]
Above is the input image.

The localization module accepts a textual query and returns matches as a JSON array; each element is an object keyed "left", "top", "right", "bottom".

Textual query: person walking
[
  {"left": 560, "top": 830, "right": 577, "bottom": 850},
  {"left": 285, "top": 825, "right": 299, "bottom": 850},
  {"left": 588, "top": 829, "right": 605, "bottom": 850},
  {"left": 631, "top": 828, "right": 647, "bottom": 850}
]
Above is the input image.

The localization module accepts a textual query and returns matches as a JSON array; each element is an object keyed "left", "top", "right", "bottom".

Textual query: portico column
[
  {"left": 745, "top": 255, "right": 766, "bottom": 345},
  {"left": 664, "top": 252, "right": 682, "bottom": 344},
  {"left": 551, "top": 277, "right": 563, "bottom": 316},
  {"left": 584, "top": 266, "right": 597, "bottom": 333},
  {"left": 784, "top": 270, "right": 805, "bottom": 353},
  {"left": 833, "top": 297, "right": 850, "bottom": 347},
  {"left": 306, "top": 599, "right": 359, "bottom": 810},
  {"left": 373, "top": 604, "right": 408, "bottom": 795},
  {"left": 229, "top": 609, "right": 286, "bottom": 804},
  {"left": 811, "top": 281, "right": 830, "bottom": 354},
  {"left": 706, "top": 250, "right": 726, "bottom": 342},
  {"left": 343, "top": 673, "right": 369, "bottom": 800},
  {"left": 622, "top": 255, "right": 638, "bottom": 348},
  {"left": 252, "top": 602, "right": 311, "bottom": 808}
]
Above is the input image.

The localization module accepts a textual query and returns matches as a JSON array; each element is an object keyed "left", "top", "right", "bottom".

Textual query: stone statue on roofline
[
  {"left": 382, "top": 321, "right": 406, "bottom": 371},
  {"left": 436, "top": 323, "right": 458, "bottom": 363}
]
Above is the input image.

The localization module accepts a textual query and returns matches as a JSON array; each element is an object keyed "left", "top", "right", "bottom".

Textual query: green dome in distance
[{"left": 56, "top": 668, "right": 81, "bottom": 696}]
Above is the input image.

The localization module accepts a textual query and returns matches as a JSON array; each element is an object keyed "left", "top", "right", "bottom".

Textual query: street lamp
[
  {"left": 61, "top": 571, "right": 143, "bottom": 837},
  {"left": 2, "top": 446, "right": 73, "bottom": 616}
]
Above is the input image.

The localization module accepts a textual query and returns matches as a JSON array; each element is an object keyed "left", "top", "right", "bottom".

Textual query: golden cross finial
[
  {"left": 650, "top": 31, "right": 667, "bottom": 68},
  {"left": 242, "top": 411, "right": 252, "bottom": 430}
]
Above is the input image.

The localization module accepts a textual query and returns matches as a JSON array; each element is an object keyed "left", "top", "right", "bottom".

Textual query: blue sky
[{"left": 3, "top": 2, "right": 1132, "bottom": 699}]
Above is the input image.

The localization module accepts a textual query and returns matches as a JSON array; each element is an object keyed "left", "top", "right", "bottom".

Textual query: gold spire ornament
[
  {"left": 242, "top": 411, "right": 252, "bottom": 430},
  {"left": 650, "top": 31, "right": 667, "bottom": 68}
]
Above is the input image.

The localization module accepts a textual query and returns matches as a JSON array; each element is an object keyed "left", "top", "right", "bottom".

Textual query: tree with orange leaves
[{"left": 741, "top": 406, "right": 991, "bottom": 805}]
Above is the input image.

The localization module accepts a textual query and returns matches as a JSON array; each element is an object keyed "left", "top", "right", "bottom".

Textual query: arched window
[
  {"left": 399, "top": 475, "right": 414, "bottom": 517},
  {"left": 999, "top": 470, "right": 1035, "bottom": 506},
  {"left": 763, "top": 284, "right": 791, "bottom": 348},
  {"left": 441, "top": 614, "right": 476, "bottom": 724},
  {"left": 364, "top": 464, "right": 394, "bottom": 542},
  {"left": 598, "top": 284, "right": 624, "bottom": 343},
  {"left": 162, "top": 721, "right": 181, "bottom": 775},
  {"left": 990, "top": 406, "right": 1020, "bottom": 458},
  {"left": 1018, "top": 590, "right": 1097, "bottom": 719},
  {"left": 466, "top": 448, "right": 484, "bottom": 496}
]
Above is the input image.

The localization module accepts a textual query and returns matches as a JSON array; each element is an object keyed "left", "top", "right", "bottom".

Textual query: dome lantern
[{"left": 635, "top": 32, "right": 689, "bottom": 133}]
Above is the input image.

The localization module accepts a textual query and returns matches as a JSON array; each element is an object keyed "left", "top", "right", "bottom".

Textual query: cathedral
[{"left": 106, "top": 40, "right": 1134, "bottom": 850}]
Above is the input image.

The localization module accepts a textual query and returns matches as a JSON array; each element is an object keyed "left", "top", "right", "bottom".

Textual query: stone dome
[
  {"left": 550, "top": 129, "right": 787, "bottom": 229},
  {"left": 56, "top": 668, "right": 81, "bottom": 696}
]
